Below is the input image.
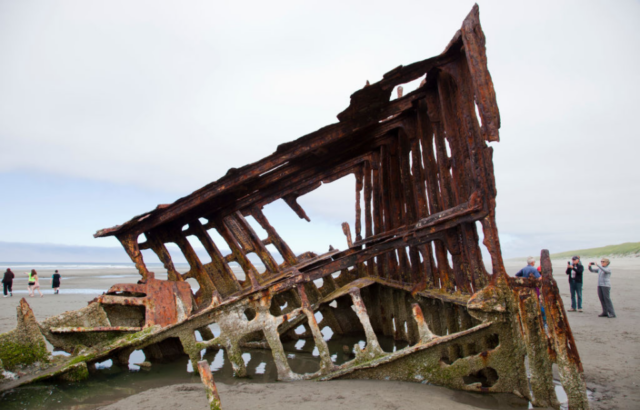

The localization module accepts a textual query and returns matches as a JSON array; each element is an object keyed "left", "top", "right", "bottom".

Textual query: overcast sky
[{"left": 0, "top": 0, "right": 638, "bottom": 262}]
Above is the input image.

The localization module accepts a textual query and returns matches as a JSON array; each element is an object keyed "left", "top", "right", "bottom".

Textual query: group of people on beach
[
  {"left": 1, "top": 269, "right": 62, "bottom": 298},
  {"left": 515, "top": 256, "right": 615, "bottom": 318}
]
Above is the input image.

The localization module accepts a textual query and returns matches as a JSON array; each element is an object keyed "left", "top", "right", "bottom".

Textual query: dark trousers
[
  {"left": 569, "top": 281, "right": 582, "bottom": 310},
  {"left": 3, "top": 282, "right": 12, "bottom": 295},
  {"left": 597, "top": 286, "right": 616, "bottom": 317}
]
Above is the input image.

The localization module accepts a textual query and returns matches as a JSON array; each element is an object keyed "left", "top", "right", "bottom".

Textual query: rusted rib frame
[
  {"left": 240, "top": 122, "right": 396, "bottom": 205},
  {"left": 213, "top": 219, "right": 260, "bottom": 290},
  {"left": 398, "top": 127, "right": 421, "bottom": 284},
  {"left": 341, "top": 222, "right": 353, "bottom": 248},
  {"left": 336, "top": 36, "right": 461, "bottom": 122},
  {"left": 250, "top": 206, "right": 298, "bottom": 267},
  {"left": 411, "top": 304, "right": 435, "bottom": 342},
  {"left": 143, "top": 230, "right": 182, "bottom": 282},
  {"left": 405, "top": 119, "right": 429, "bottom": 219},
  {"left": 283, "top": 195, "right": 310, "bottom": 222},
  {"left": 379, "top": 144, "right": 393, "bottom": 233},
  {"left": 123, "top": 124, "right": 393, "bottom": 257},
  {"left": 363, "top": 161, "right": 373, "bottom": 238},
  {"left": 215, "top": 154, "right": 371, "bottom": 223},
  {"left": 296, "top": 284, "right": 335, "bottom": 374},
  {"left": 460, "top": 4, "right": 500, "bottom": 142},
  {"left": 356, "top": 198, "right": 482, "bottom": 249},
  {"left": 191, "top": 220, "right": 242, "bottom": 293},
  {"left": 302, "top": 210, "right": 488, "bottom": 285},
  {"left": 437, "top": 73, "right": 479, "bottom": 301},
  {"left": 436, "top": 229, "right": 467, "bottom": 294},
  {"left": 166, "top": 228, "right": 205, "bottom": 279},
  {"left": 371, "top": 150, "right": 385, "bottom": 278},
  {"left": 349, "top": 287, "right": 385, "bottom": 356},
  {"left": 415, "top": 101, "right": 440, "bottom": 287},
  {"left": 424, "top": 90, "right": 456, "bottom": 291},
  {"left": 230, "top": 212, "right": 280, "bottom": 273},
  {"left": 355, "top": 165, "right": 364, "bottom": 242},
  {"left": 363, "top": 161, "right": 375, "bottom": 277},
  {"left": 460, "top": 223, "right": 487, "bottom": 291},
  {"left": 222, "top": 215, "right": 253, "bottom": 254},
  {"left": 539, "top": 249, "right": 590, "bottom": 409},
  {"left": 319, "top": 322, "right": 492, "bottom": 382},
  {"left": 379, "top": 144, "right": 398, "bottom": 279},
  {"left": 479, "top": 147, "right": 505, "bottom": 279},
  {"left": 388, "top": 137, "right": 405, "bottom": 230},
  {"left": 95, "top": 90, "right": 426, "bottom": 239},
  {"left": 513, "top": 285, "right": 557, "bottom": 408},
  {"left": 50, "top": 326, "right": 142, "bottom": 333},
  {"left": 441, "top": 64, "right": 487, "bottom": 290},
  {"left": 417, "top": 97, "right": 442, "bottom": 216},
  {"left": 389, "top": 137, "right": 409, "bottom": 282},
  {"left": 449, "top": 55, "right": 494, "bottom": 288},
  {"left": 540, "top": 251, "right": 583, "bottom": 372},
  {"left": 99, "top": 295, "right": 146, "bottom": 306},
  {"left": 397, "top": 128, "right": 418, "bottom": 224},
  {"left": 116, "top": 232, "right": 151, "bottom": 280},
  {"left": 165, "top": 226, "right": 220, "bottom": 304},
  {"left": 406, "top": 120, "right": 435, "bottom": 288},
  {"left": 197, "top": 361, "right": 223, "bottom": 410},
  {"left": 427, "top": 77, "right": 468, "bottom": 208},
  {"left": 371, "top": 150, "right": 383, "bottom": 237}
]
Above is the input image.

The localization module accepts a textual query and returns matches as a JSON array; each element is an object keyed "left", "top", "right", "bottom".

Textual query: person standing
[
  {"left": 2, "top": 268, "right": 14, "bottom": 297},
  {"left": 51, "top": 270, "right": 61, "bottom": 295},
  {"left": 566, "top": 256, "right": 584, "bottom": 312},
  {"left": 515, "top": 257, "right": 542, "bottom": 279},
  {"left": 516, "top": 257, "right": 545, "bottom": 322},
  {"left": 589, "top": 258, "right": 615, "bottom": 318}
]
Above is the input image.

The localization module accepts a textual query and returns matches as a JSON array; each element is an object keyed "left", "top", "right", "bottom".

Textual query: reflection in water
[{"left": 1, "top": 336, "right": 535, "bottom": 410}]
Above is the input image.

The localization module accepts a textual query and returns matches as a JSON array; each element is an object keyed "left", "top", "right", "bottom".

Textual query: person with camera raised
[
  {"left": 566, "top": 256, "right": 584, "bottom": 312},
  {"left": 589, "top": 258, "right": 615, "bottom": 318}
]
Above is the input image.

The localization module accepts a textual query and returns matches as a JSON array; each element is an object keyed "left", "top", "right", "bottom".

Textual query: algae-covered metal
[{"left": 0, "top": 5, "right": 589, "bottom": 409}]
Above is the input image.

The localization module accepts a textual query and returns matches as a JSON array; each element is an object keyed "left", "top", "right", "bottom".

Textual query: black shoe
[
  {"left": 598, "top": 314, "right": 607, "bottom": 317},
  {"left": 608, "top": 315, "right": 616, "bottom": 318}
]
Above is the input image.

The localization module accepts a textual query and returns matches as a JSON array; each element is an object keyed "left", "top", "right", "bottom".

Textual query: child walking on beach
[{"left": 51, "top": 270, "right": 61, "bottom": 294}]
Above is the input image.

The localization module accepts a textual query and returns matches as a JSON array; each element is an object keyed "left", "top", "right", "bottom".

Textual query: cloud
[{"left": 0, "top": 0, "right": 639, "bottom": 259}]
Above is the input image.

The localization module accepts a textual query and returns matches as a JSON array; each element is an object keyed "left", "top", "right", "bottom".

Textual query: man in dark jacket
[
  {"left": 2, "top": 268, "right": 14, "bottom": 297},
  {"left": 566, "top": 256, "right": 584, "bottom": 312}
]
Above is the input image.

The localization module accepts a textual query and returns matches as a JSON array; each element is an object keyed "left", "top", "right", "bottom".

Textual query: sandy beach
[{"left": 1, "top": 258, "right": 638, "bottom": 409}]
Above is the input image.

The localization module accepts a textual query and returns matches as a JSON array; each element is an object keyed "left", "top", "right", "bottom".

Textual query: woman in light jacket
[{"left": 588, "top": 258, "right": 615, "bottom": 318}]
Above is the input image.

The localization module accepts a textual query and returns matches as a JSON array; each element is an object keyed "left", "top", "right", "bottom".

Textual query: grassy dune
[{"left": 551, "top": 242, "right": 640, "bottom": 259}]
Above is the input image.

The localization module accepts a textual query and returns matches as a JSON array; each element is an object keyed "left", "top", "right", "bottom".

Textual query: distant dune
[{"left": 551, "top": 241, "right": 640, "bottom": 259}]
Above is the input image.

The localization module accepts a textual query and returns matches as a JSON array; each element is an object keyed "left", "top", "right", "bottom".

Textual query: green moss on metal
[
  {"left": 58, "top": 362, "right": 89, "bottom": 382},
  {"left": 0, "top": 332, "right": 49, "bottom": 371}
]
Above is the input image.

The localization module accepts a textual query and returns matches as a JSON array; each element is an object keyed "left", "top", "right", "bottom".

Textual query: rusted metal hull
[{"left": 0, "top": 5, "right": 589, "bottom": 409}]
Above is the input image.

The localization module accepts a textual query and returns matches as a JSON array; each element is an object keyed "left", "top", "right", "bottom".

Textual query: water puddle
[{"left": 1, "top": 336, "right": 568, "bottom": 410}]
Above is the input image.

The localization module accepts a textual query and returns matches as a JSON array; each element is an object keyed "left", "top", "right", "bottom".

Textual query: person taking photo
[{"left": 566, "top": 256, "right": 584, "bottom": 312}]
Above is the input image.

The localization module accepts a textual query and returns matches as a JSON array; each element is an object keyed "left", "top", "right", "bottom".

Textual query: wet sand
[
  {"left": 97, "top": 380, "right": 528, "bottom": 410},
  {"left": 1, "top": 259, "right": 638, "bottom": 409}
]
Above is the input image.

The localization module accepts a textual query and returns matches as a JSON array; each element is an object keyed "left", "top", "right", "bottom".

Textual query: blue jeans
[{"left": 569, "top": 281, "right": 582, "bottom": 310}]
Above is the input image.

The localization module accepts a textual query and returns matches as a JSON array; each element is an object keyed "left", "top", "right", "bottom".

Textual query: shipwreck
[{"left": 0, "top": 5, "right": 590, "bottom": 410}]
